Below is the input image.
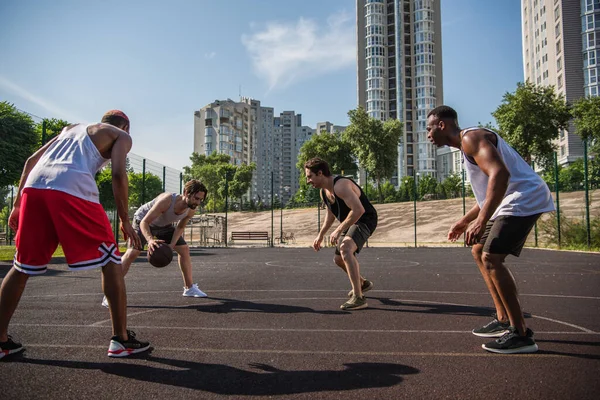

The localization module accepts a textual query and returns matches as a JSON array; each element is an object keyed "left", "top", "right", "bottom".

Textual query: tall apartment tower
[
  {"left": 193, "top": 99, "right": 252, "bottom": 166},
  {"left": 274, "top": 111, "right": 306, "bottom": 204},
  {"left": 357, "top": 0, "right": 444, "bottom": 183},
  {"left": 240, "top": 97, "right": 275, "bottom": 202},
  {"left": 521, "top": 0, "right": 598, "bottom": 164}
]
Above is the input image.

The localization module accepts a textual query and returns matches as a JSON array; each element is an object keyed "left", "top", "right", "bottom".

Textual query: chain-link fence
[{"left": 1, "top": 151, "right": 598, "bottom": 252}]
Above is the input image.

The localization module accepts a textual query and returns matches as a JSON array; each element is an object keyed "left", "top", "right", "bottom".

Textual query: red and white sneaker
[
  {"left": 107, "top": 330, "right": 150, "bottom": 358},
  {"left": 0, "top": 335, "right": 24, "bottom": 359}
]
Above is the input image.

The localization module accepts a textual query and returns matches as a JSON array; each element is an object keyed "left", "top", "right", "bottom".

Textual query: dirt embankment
[{"left": 211, "top": 190, "right": 599, "bottom": 247}]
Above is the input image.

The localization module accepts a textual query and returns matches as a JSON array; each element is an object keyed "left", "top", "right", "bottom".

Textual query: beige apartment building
[
  {"left": 522, "top": 0, "right": 599, "bottom": 165},
  {"left": 357, "top": 0, "right": 445, "bottom": 184}
]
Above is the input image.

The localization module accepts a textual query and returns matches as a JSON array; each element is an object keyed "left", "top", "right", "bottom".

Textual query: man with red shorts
[{"left": 0, "top": 110, "right": 150, "bottom": 359}]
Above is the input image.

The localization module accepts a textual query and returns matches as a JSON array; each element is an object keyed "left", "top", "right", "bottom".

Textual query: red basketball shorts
[{"left": 13, "top": 188, "right": 121, "bottom": 275}]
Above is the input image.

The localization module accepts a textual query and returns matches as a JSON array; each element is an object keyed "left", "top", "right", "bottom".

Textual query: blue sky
[{"left": 0, "top": 0, "right": 523, "bottom": 171}]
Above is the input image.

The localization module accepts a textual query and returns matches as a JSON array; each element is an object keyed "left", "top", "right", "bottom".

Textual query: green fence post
[
  {"left": 270, "top": 171, "right": 274, "bottom": 247},
  {"left": 413, "top": 172, "right": 418, "bottom": 248},
  {"left": 554, "top": 152, "right": 561, "bottom": 248},
  {"left": 225, "top": 171, "right": 229, "bottom": 247},
  {"left": 180, "top": 172, "right": 183, "bottom": 194},
  {"left": 142, "top": 159, "right": 146, "bottom": 205},
  {"left": 42, "top": 120, "right": 47, "bottom": 145},
  {"left": 462, "top": 168, "right": 466, "bottom": 246},
  {"left": 584, "top": 140, "right": 591, "bottom": 249},
  {"left": 162, "top": 166, "right": 166, "bottom": 192},
  {"left": 9, "top": 186, "right": 14, "bottom": 245},
  {"left": 531, "top": 160, "right": 538, "bottom": 247}
]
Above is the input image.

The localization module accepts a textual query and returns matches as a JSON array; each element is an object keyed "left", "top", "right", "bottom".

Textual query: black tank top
[{"left": 321, "top": 176, "right": 378, "bottom": 233}]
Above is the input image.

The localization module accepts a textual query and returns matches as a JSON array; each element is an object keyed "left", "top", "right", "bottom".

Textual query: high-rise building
[
  {"left": 521, "top": 0, "right": 598, "bottom": 165},
  {"left": 241, "top": 97, "right": 275, "bottom": 203},
  {"left": 193, "top": 99, "right": 252, "bottom": 166},
  {"left": 356, "top": 0, "right": 444, "bottom": 184}
]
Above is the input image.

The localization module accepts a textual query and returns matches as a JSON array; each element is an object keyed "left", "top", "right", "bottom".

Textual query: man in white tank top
[
  {"left": 0, "top": 110, "right": 150, "bottom": 359},
  {"left": 101, "top": 180, "right": 208, "bottom": 307},
  {"left": 426, "top": 105, "right": 555, "bottom": 355}
]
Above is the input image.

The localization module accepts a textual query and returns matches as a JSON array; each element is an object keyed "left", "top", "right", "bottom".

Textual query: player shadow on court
[
  {"left": 533, "top": 339, "right": 600, "bottom": 361},
  {"left": 129, "top": 297, "right": 348, "bottom": 315},
  {"left": 12, "top": 355, "right": 419, "bottom": 395},
  {"left": 367, "top": 296, "right": 534, "bottom": 319}
]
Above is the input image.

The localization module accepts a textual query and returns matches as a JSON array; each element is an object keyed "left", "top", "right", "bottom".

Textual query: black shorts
[
  {"left": 129, "top": 220, "right": 186, "bottom": 249},
  {"left": 335, "top": 222, "right": 373, "bottom": 256},
  {"left": 479, "top": 214, "right": 541, "bottom": 257}
]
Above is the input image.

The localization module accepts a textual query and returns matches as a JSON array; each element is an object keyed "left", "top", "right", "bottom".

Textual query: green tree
[
  {"left": 343, "top": 107, "right": 403, "bottom": 202},
  {"left": 229, "top": 163, "right": 256, "bottom": 205},
  {"left": 35, "top": 118, "right": 70, "bottom": 145},
  {"left": 441, "top": 172, "right": 463, "bottom": 199},
  {"left": 128, "top": 172, "right": 163, "bottom": 208},
  {"left": 572, "top": 95, "right": 600, "bottom": 154},
  {"left": 492, "top": 82, "right": 571, "bottom": 169},
  {"left": 296, "top": 131, "right": 357, "bottom": 177},
  {"left": 183, "top": 152, "right": 255, "bottom": 211},
  {"left": 417, "top": 174, "right": 437, "bottom": 199},
  {"left": 0, "top": 102, "right": 38, "bottom": 187}
]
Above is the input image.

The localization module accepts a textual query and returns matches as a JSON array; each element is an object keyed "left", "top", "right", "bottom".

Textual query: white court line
[
  {"left": 20, "top": 289, "right": 600, "bottom": 301},
  {"left": 10, "top": 323, "right": 600, "bottom": 335},
  {"left": 89, "top": 309, "right": 160, "bottom": 327},
  {"left": 19, "top": 344, "right": 591, "bottom": 358}
]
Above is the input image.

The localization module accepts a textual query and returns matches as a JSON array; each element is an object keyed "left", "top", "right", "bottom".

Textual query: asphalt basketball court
[{"left": 1, "top": 246, "right": 599, "bottom": 399}]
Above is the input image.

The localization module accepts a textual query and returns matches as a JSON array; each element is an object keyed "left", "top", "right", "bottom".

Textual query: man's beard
[{"left": 187, "top": 201, "right": 197, "bottom": 209}]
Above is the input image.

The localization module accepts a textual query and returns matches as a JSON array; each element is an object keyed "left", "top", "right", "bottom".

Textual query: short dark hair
[
  {"left": 184, "top": 179, "right": 208, "bottom": 197},
  {"left": 101, "top": 109, "right": 129, "bottom": 129},
  {"left": 427, "top": 105, "right": 458, "bottom": 121},
  {"left": 304, "top": 157, "right": 331, "bottom": 177}
]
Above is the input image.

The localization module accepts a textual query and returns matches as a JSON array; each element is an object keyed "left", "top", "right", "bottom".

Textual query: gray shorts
[
  {"left": 479, "top": 214, "right": 541, "bottom": 257},
  {"left": 130, "top": 220, "right": 186, "bottom": 250},
  {"left": 335, "top": 222, "right": 373, "bottom": 256}
]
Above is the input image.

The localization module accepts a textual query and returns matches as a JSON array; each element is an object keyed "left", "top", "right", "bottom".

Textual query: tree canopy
[
  {"left": 183, "top": 152, "right": 255, "bottom": 210},
  {"left": 0, "top": 102, "right": 38, "bottom": 188},
  {"left": 492, "top": 82, "right": 571, "bottom": 169},
  {"left": 571, "top": 95, "right": 600, "bottom": 154},
  {"left": 343, "top": 107, "right": 403, "bottom": 201}
]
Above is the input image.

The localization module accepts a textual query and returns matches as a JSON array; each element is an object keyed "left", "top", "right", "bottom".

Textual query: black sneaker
[
  {"left": 347, "top": 279, "right": 374, "bottom": 297},
  {"left": 472, "top": 313, "right": 510, "bottom": 337},
  {"left": 482, "top": 326, "right": 538, "bottom": 354},
  {"left": 0, "top": 335, "right": 24, "bottom": 360},
  {"left": 107, "top": 330, "right": 150, "bottom": 358}
]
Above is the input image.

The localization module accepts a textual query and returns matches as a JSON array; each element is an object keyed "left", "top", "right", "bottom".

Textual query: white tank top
[
  {"left": 462, "top": 128, "right": 555, "bottom": 219},
  {"left": 24, "top": 124, "right": 109, "bottom": 203},
  {"left": 134, "top": 193, "right": 189, "bottom": 227}
]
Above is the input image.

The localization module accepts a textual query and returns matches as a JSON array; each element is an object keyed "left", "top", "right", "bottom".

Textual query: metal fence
[{"left": 1, "top": 152, "right": 598, "bottom": 251}]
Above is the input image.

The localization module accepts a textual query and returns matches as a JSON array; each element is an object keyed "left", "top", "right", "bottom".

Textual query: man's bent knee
[
  {"left": 339, "top": 240, "right": 356, "bottom": 260},
  {"left": 471, "top": 245, "right": 483, "bottom": 262},
  {"left": 481, "top": 252, "right": 507, "bottom": 271}
]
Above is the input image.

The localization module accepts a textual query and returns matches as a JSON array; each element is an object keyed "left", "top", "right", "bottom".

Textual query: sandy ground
[{"left": 190, "top": 190, "right": 599, "bottom": 248}]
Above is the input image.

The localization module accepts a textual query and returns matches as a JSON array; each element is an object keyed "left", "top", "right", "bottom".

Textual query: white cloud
[
  {"left": 204, "top": 52, "right": 216, "bottom": 59},
  {"left": 241, "top": 12, "right": 355, "bottom": 91},
  {"left": 0, "top": 75, "right": 85, "bottom": 122}
]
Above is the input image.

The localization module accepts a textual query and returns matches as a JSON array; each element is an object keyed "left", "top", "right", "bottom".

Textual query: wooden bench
[{"left": 229, "top": 231, "right": 270, "bottom": 246}]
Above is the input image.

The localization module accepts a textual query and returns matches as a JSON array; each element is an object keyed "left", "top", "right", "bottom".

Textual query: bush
[{"left": 538, "top": 211, "right": 600, "bottom": 250}]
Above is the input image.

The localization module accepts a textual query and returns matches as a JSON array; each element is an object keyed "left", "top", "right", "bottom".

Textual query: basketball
[{"left": 148, "top": 243, "right": 173, "bottom": 268}]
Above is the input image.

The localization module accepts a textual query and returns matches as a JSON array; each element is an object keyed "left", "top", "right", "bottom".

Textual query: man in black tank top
[{"left": 304, "top": 158, "right": 378, "bottom": 311}]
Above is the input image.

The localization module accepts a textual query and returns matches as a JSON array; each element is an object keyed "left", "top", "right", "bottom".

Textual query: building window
[
  {"left": 557, "top": 57, "right": 562, "bottom": 71},
  {"left": 556, "top": 39, "right": 561, "bottom": 54}
]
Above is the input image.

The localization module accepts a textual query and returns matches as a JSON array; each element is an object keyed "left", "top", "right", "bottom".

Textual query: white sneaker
[
  {"left": 182, "top": 283, "right": 207, "bottom": 298},
  {"left": 101, "top": 296, "right": 109, "bottom": 308}
]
